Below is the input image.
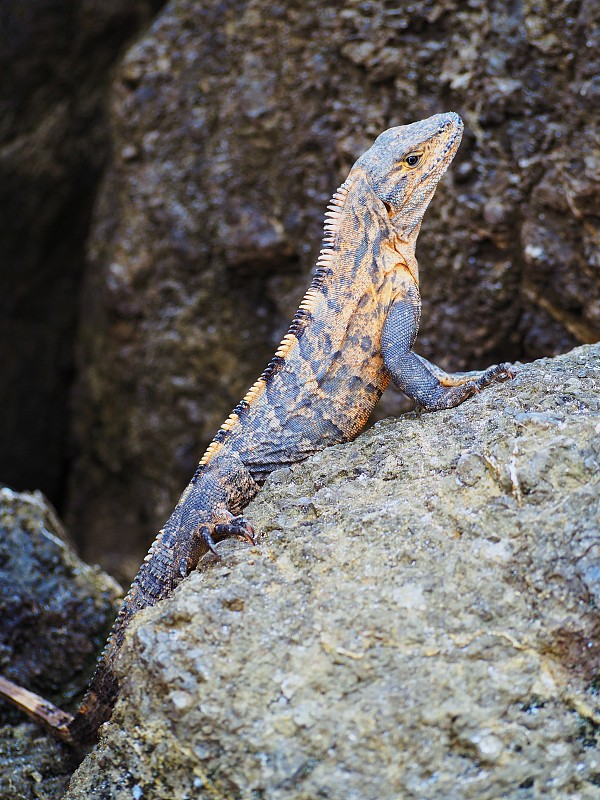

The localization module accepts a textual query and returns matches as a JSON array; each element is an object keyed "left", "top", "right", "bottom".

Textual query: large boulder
[
  {"left": 0, "top": 488, "right": 122, "bottom": 799},
  {"left": 68, "top": 0, "right": 600, "bottom": 574},
  {"left": 0, "top": 488, "right": 121, "bottom": 711},
  {"left": 64, "top": 343, "right": 600, "bottom": 799}
]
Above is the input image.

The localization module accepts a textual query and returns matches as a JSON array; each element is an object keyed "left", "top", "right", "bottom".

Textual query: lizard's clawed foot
[
  {"left": 414, "top": 361, "right": 516, "bottom": 411},
  {"left": 214, "top": 516, "right": 255, "bottom": 545},
  {"left": 475, "top": 362, "right": 516, "bottom": 391},
  {"left": 198, "top": 514, "right": 255, "bottom": 560}
]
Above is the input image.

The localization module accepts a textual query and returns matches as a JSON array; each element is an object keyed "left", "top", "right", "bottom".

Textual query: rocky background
[
  {"left": 0, "top": 489, "right": 121, "bottom": 799},
  {"left": 0, "top": 0, "right": 598, "bottom": 576}
]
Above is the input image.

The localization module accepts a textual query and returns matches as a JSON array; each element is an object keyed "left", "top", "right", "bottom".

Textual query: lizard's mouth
[
  {"left": 409, "top": 119, "right": 462, "bottom": 197},
  {"left": 388, "top": 118, "right": 463, "bottom": 236}
]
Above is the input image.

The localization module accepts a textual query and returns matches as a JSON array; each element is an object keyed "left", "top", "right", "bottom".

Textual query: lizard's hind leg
[
  {"left": 200, "top": 512, "right": 255, "bottom": 559},
  {"left": 176, "top": 510, "right": 255, "bottom": 576},
  {"left": 172, "top": 453, "right": 259, "bottom": 578}
]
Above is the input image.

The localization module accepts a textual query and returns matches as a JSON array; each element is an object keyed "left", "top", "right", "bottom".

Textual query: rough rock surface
[
  {"left": 68, "top": 0, "right": 600, "bottom": 574},
  {"left": 0, "top": 489, "right": 122, "bottom": 798},
  {"left": 0, "top": 489, "right": 122, "bottom": 713},
  {"left": 0, "top": 723, "right": 77, "bottom": 800},
  {"left": 64, "top": 343, "right": 600, "bottom": 799}
]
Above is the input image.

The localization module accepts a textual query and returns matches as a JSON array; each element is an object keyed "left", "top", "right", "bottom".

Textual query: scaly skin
[{"left": 0, "top": 112, "right": 514, "bottom": 746}]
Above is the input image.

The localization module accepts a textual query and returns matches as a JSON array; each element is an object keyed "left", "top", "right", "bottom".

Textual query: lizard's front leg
[
  {"left": 413, "top": 353, "right": 514, "bottom": 390},
  {"left": 381, "top": 292, "right": 514, "bottom": 411}
]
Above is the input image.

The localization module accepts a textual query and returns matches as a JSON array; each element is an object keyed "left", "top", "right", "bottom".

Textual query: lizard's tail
[
  {"left": 0, "top": 674, "right": 76, "bottom": 745},
  {"left": 0, "top": 493, "right": 239, "bottom": 747}
]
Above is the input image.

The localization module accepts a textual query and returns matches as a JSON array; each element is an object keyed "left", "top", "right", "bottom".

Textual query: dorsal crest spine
[{"left": 196, "top": 178, "right": 352, "bottom": 470}]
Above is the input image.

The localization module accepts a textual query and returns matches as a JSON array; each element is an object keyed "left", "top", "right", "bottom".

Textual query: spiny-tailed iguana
[{"left": 0, "top": 112, "right": 514, "bottom": 746}]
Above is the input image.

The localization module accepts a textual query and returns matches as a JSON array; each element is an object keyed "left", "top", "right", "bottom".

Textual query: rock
[
  {"left": 0, "top": 723, "right": 77, "bottom": 800},
  {"left": 0, "top": 489, "right": 122, "bottom": 713},
  {"left": 68, "top": 0, "right": 600, "bottom": 575},
  {"left": 64, "top": 343, "right": 600, "bottom": 799}
]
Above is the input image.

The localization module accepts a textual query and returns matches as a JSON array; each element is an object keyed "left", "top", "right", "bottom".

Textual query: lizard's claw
[
  {"left": 233, "top": 516, "right": 256, "bottom": 545},
  {"left": 198, "top": 524, "right": 221, "bottom": 559},
  {"left": 475, "top": 362, "right": 516, "bottom": 391},
  {"left": 214, "top": 516, "right": 255, "bottom": 545},
  {"left": 180, "top": 516, "right": 255, "bottom": 573},
  {"left": 197, "top": 513, "right": 256, "bottom": 561}
]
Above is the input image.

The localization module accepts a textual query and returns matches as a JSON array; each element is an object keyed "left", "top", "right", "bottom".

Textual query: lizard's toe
[
  {"left": 476, "top": 362, "right": 516, "bottom": 390},
  {"left": 213, "top": 517, "right": 256, "bottom": 546},
  {"left": 231, "top": 515, "right": 256, "bottom": 544},
  {"left": 198, "top": 524, "right": 221, "bottom": 559},
  {"left": 496, "top": 362, "right": 517, "bottom": 380}
]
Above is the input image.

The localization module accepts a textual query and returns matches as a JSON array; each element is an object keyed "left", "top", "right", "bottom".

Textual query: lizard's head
[{"left": 357, "top": 112, "right": 463, "bottom": 244}]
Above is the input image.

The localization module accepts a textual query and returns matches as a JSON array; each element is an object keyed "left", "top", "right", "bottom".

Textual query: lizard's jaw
[{"left": 390, "top": 114, "right": 463, "bottom": 242}]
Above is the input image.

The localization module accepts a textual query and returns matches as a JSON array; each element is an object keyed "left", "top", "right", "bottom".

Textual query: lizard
[{"left": 0, "top": 111, "right": 514, "bottom": 747}]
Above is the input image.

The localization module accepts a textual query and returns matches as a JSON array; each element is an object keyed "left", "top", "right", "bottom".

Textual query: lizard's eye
[{"left": 404, "top": 152, "right": 423, "bottom": 168}]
